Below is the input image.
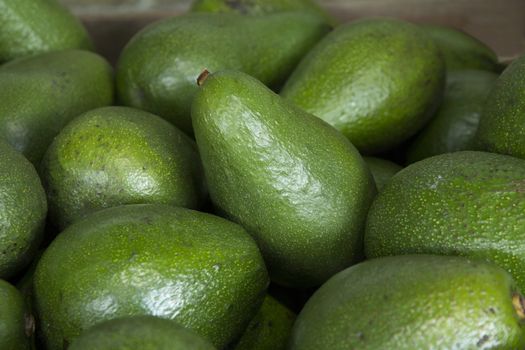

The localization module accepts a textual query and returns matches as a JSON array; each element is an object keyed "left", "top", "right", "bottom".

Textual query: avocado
[
  {"left": 475, "top": 54, "right": 525, "bottom": 159},
  {"left": 289, "top": 255, "right": 525, "bottom": 349},
  {"left": 0, "top": 279, "right": 33, "bottom": 350},
  {"left": 116, "top": 12, "right": 329, "bottom": 135},
  {"left": 365, "top": 151, "right": 525, "bottom": 292},
  {"left": 280, "top": 18, "right": 445, "bottom": 154},
  {"left": 41, "top": 106, "right": 206, "bottom": 229},
  {"left": 0, "top": 0, "right": 92, "bottom": 63},
  {"left": 69, "top": 316, "right": 216, "bottom": 350},
  {"left": 33, "top": 204, "right": 268, "bottom": 349},
  {"left": 0, "top": 142, "right": 46, "bottom": 279},
  {"left": 363, "top": 157, "right": 402, "bottom": 191},
  {"left": 192, "top": 70, "right": 376, "bottom": 288},
  {"left": 0, "top": 50, "right": 114, "bottom": 164},
  {"left": 407, "top": 69, "right": 498, "bottom": 163},
  {"left": 422, "top": 24, "right": 500, "bottom": 72}
]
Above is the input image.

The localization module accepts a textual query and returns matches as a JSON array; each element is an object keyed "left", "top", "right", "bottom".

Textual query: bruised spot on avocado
[
  {"left": 197, "top": 70, "right": 210, "bottom": 86},
  {"left": 476, "top": 334, "right": 489, "bottom": 347},
  {"left": 225, "top": 0, "right": 249, "bottom": 14},
  {"left": 62, "top": 338, "right": 69, "bottom": 350},
  {"left": 357, "top": 332, "right": 365, "bottom": 341},
  {"left": 512, "top": 292, "right": 525, "bottom": 320},
  {"left": 25, "top": 313, "right": 35, "bottom": 338}
]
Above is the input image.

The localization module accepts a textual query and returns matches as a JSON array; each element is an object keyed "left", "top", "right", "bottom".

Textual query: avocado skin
[
  {"left": 69, "top": 316, "right": 216, "bottom": 350},
  {"left": 363, "top": 157, "right": 402, "bottom": 191},
  {"left": 365, "top": 151, "right": 525, "bottom": 292},
  {"left": 0, "top": 142, "right": 47, "bottom": 279},
  {"left": 192, "top": 70, "right": 376, "bottom": 288},
  {"left": 407, "top": 69, "right": 498, "bottom": 163},
  {"left": 0, "top": 279, "right": 32, "bottom": 350},
  {"left": 0, "top": 0, "right": 92, "bottom": 63},
  {"left": 422, "top": 24, "right": 499, "bottom": 72},
  {"left": 281, "top": 18, "right": 445, "bottom": 154},
  {"left": 33, "top": 204, "right": 268, "bottom": 349},
  {"left": 475, "top": 54, "right": 525, "bottom": 159},
  {"left": 289, "top": 255, "right": 525, "bottom": 349},
  {"left": 116, "top": 12, "right": 330, "bottom": 135},
  {"left": 0, "top": 50, "right": 114, "bottom": 165},
  {"left": 41, "top": 106, "right": 206, "bottom": 229}
]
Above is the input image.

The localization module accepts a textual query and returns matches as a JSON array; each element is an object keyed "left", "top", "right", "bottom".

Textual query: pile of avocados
[{"left": 1, "top": 0, "right": 525, "bottom": 349}]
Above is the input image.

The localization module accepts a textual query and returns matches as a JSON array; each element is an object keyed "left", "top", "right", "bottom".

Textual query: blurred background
[{"left": 59, "top": 0, "right": 525, "bottom": 63}]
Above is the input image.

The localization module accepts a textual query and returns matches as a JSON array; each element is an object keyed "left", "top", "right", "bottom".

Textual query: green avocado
[
  {"left": 363, "top": 157, "right": 402, "bottom": 191},
  {"left": 69, "top": 316, "right": 216, "bottom": 350},
  {"left": 0, "top": 50, "right": 114, "bottom": 164},
  {"left": 475, "top": 54, "right": 525, "bottom": 159},
  {"left": 0, "top": 279, "right": 33, "bottom": 350},
  {"left": 116, "top": 12, "right": 329, "bottom": 135},
  {"left": 407, "top": 69, "right": 498, "bottom": 163},
  {"left": 289, "top": 255, "right": 525, "bottom": 349},
  {"left": 192, "top": 70, "right": 376, "bottom": 288},
  {"left": 41, "top": 106, "right": 206, "bottom": 229},
  {"left": 0, "top": 142, "right": 47, "bottom": 279},
  {"left": 365, "top": 151, "right": 525, "bottom": 292},
  {"left": 0, "top": 0, "right": 92, "bottom": 63},
  {"left": 33, "top": 204, "right": 268, "bottom": 349},
  {"left": 422, "top": 24, "right": 500, "bottom": 72},
  {"left": 281, "top": 18, "right": 445, "bottom": 154}
]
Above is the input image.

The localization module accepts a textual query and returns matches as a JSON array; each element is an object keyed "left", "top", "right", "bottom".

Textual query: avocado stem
[
  {"left": 512, "top": 293, "right": 525, "bottom": 320},
  {"left": 25, "top": 313, "right": 35, "bottom": 338},
  {"left": 197, "top": 69, "right": 210, "bottom": 86}
]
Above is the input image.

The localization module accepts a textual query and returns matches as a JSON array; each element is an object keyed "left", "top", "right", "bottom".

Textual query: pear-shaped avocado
[
  {"left": 0, "top": 0, "right": 92, "bottom": 63},
  {"left": 281, "top": 18, "right": 445, "bottom": 154},
  {"left": 41, "top": 106, "right": 206, "bottom": 229},
  {"left": 363, "top": 157, "right": 402, "bottom": 191},
  {"left": 116, "top": 12, "right": 329, "bottom": 135},
  {"left": 69, "top": 316, "right": 216, "bottom": 350},
  {"left": 34, "top": 204, "right": 268, "bottom": 349},
  {"left": 0, "top": 279, "right": 34, "bottom": 350},
  {"left": 192, "top": 70, "right": 376, "bottom": 288},
  {"left": 289, "top": 255, "right": 525, "bottom": 349},
  {"left": 0, "top": 50, "right": 113, "bottom": 164}
]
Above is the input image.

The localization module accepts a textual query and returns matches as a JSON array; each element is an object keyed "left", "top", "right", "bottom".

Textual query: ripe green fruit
[{"left": 0, "top": 279, "right": 33, "bottom": 350}]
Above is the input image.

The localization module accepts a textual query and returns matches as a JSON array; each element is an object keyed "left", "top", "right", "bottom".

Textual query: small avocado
[
  {"left": 289, "top": 255, "right": 525, "bottom": 349},
  {"left": 407, "top": 69, "right": 498, "bottom": 163},
  {"left": 69, "top": 316, "right": 216, "bottom": 350},
  {"left": 0, "top": 0, "right": 92, "bottom": 63},
  {"left": 422, "top": 24, "right": 500, "bottom": 72},
  {"left": 33, "top": 204, "right": 268, "bottom": 349},
  {"left": 41, "top": 106, "right": 206, "bottom": 229},
  {"left": 0, "top": 142, "right": 47, "bottom": 279},
  {"left": 0, "top": 279, "right": 34, "bottom": 350},
  {"left": 366, "top": 151, "right": 525, "bottom": 292},
  {"left": 192, "top": 70, "right": 376, "bottom": 288},
  {"left": 475, "top": 54, "right": 525, "bottom": 159},
  {"left": 0, "top": 50, "right": 114, "bottom": 164},
  {"left": 116, "top": 12, "right": 329, "bottom": 135},
  {"left": 363, "top": 157, "right": 402, "bottom": 191},
  {"left": 281, "top": 18, "right": 445, "bottom": 154}
]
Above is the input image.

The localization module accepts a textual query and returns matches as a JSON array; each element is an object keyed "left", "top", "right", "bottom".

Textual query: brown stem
[
  {"left": 197, "top": 69, "right": 210, "bottom": 86},
  {"left": 512, "top": 293, "right": 525, "bottom": 320}
]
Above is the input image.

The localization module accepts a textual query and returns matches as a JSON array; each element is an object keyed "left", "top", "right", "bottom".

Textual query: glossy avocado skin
[
  {"left": 0, "top": 142, "right": 47, "bottom": 279},
  {"left": 281, "top": 18, "right": 445, "bottom": 154},
  {"left": 41, "top": 106, "right": 206, "bottom": 229},
  {"left": 289, "top": 255, "right": 525, "bottom": 349},
  {"left": 407, "top": 69, "right": 498, "bottom": 163},
  {"left": 0, "top": 0, "right": 92, "bottom": 63},
  {"left": 0, "top": 279, "right": 32, "bottom": 350},
  {"left": 363, "top": 157, "right": 402, "bottom": 191},
  {"left": 33, "top": 204, "right": 268, "bottom": 350},
  {"left": 116, "top": 13, "right": 329, "bottom": 135},
  {"left": 366, "top": 151, "right": 525, "bottom": 292},
  {"left": 69, "top": 316, "right": 216, "bottom": 350},
  {"left": 0, "top": 50, "right": 113, "bottom": 164},
  {"left": 192, "top": 71, "right": 376, "bottom": 288},
  {"left": 476, "top": 54, "right": 525, "bottom": 159}
]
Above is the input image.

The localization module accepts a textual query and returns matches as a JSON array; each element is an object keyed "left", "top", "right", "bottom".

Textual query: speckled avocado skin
[
  {"left": 0, "top": 142, "right": 47, "bottom": 279},
  {"left": 69, "top": 316, "right": 216, "bottom": 350},
  {"left": 0, "top": 50, "right": 113, "bottom": 164},
  {"left": 192, "top": 70, "right": 376, "bottom": 288},
  {"left": 475, "top": 54, "right": 525, "bottom": 159},
  {"left": 363, "top": 157, "right": 402, "bottom": 191},
  {"left": 365, "top": 151, "right": 525, "bottom": 292},
  {"left": 289, "top": 255, "right": 525, "bottom": 349},
  {"left": 0, "top": 279, "right": 32, "bottom": 350},
  {"left": 280, "top": 18, "right": 445, "bottom": 154},
  {"left": 0, "top": 0, "right": 92, "bottom": 63},
  {"left": 116, "top": 12, "right": 330, "bottom": 135},
  {"left": 33, "top": 204, "right": 268, "bottom": 350},
  {"left": 407, "top": 70, "right": 498, "bottom": 163},
  {"left": 41, "top": 106, "right": 206, "bottom": 229}
]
